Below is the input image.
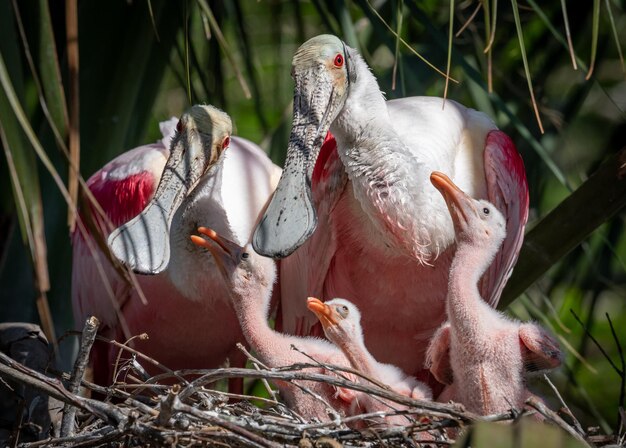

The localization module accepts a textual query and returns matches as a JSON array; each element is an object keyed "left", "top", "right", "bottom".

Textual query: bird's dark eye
[
  {"left": 176, "top": 120, "right": 184, "bottom": 133},
  {"left": 242, "top": 252, "right": 249, "bottom": 259},
  {"left": 483, "top": 207, "right": 490, "bottom": 215},
  {"left": 336, "top": 305, "right": 349, "bottom": 318}
]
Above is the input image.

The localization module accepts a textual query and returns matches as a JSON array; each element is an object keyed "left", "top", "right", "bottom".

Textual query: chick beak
[
  {"left": 190, "top": 226, "right": 239, "bottom": 278},
  {"left": 430, "top": 171, "right": 474, "bottom": 230},
  {"left": 306, "top": 297, "right": 339, "bottom": 330}
]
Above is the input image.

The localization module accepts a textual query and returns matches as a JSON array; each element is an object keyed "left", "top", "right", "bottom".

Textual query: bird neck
[
  {"left": 335, "top": 331, "right": 378, "bottom": 377},
  {"left": 231, "top": 282, "right": 275, "bottom": 358},
  {"left": 446, "top": 241, "right": 496, "bottom": 335},
  {"left": 166, "top": 159, "right": 230, "bottom": 302},
  {"left": 229, "top": 271, "right": 296, "bottom": 364},
  {"left": 331, "top": 54, "right": 391, "bottom": 146},
  {"left": 329, "top": 63, "right": 450, "bottom": 262}
]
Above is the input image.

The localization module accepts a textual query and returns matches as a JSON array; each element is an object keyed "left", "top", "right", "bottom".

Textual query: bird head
[
  {"left": 430, "top": 171, "right": 506, "bottom": 249},
  {"left": 306, "top": 297, "right": 363, "bottom": 346},
  {"left": 108, "top": 105, "right": 232, "bottom": 274},
  {"left": 190, "top": 227, "right": 275, "bottom": 295},
  {"left": 253, "top": 35, "right": 356, "bottom": 259}
]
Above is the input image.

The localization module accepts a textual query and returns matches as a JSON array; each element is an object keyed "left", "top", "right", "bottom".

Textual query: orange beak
[
  {"left": 306, "top": 297, "right": 339, "bottom": 330},
  {"left": 430, "top": 171, "right": 473, "bottom": 229},
  {"left": 190, "top": 226, "right": 238, "bottom": 277}
]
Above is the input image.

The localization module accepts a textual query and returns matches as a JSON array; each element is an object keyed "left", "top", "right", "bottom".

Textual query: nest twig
[{"left": 0, "top": 319, "right": 606, "bottom": 447}]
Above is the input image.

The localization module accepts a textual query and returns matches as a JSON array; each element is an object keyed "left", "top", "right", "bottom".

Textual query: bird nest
[{"left": 0, "top": 319, "right": 614, "bottom": 447}]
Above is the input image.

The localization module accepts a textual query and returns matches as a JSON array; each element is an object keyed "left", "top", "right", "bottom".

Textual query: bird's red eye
[
  {"left": 334, "top": 54, "right": 344, "bottom": 67},
  {"left": 176, "top": 120, "right": 184, "bottom": 133},
  {"left": 222, "top": 136, "right": 230, "bottom": 150}
]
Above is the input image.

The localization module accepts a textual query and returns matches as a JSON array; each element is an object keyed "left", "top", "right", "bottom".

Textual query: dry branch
[
  {"left": 60, "top": 316, "right": 99, "bottom": 437},
  {"left": 526, "top": 396, "right": 592, "bottom": 447},
  {"left": 0, "top": 326, "right": 597, "bottom": 447}
]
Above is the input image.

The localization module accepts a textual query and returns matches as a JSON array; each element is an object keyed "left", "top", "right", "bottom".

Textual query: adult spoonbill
[
  {"left": 191, "top": 227, "right": 365, "bottom": 421},
  {"left": 426, "top": 172, "right": 561, "bottom": 414},
  {"left": 253, "top": 35, "right": 528, "bottom": 377},
  {"left": 72, "top": 105, "right": 281, "bottom": 387}
]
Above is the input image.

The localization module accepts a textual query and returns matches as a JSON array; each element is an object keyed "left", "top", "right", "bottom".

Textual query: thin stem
[
  {"left": 442, "top": 0, "right": 455, "bottom": 106},
  {"left": 391, "top": 0, "right": 404, "bottom": 90},
  {"left": 456, "top": 2, "right": 482, "bottom": 38},
  {"left": 606, "top": 312, "right": 626, "bottom": 424},
  {"left": 560, "top": 0, "right": 577, "bottom": 69},
  {"left": 484, "top": 0, "right": 498, "bottom": 53},
  {"left": 365, "top": 0, "right": 458, "bottom": 83},
  {"left": 585, "top": 0, "right": 600, "bottom": 80},
  {"left": 510, "top": 0, "right": 545, "bottom": 133}
]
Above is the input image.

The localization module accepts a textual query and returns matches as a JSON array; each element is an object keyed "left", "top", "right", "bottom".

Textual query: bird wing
[
  {"left": 220, "top": 137, "right": 283, "bottom": 245},
  {"left": 71, "top": 120, "right": 176, "bottom": 330},
  {"left": 518, "top": 323, "right": 563, "bottom": 372},
  {"left": 480, "top": 130, "right": 529, "bottom": 307},
  {"left": 280, "top": 134, "right": 348, "bottom": 337},
  {"left": 332, "top": 370, "right": 360, "bottom": 404},
  {"left": 425, "top": 322, "right": 453, "bottom": 386}
]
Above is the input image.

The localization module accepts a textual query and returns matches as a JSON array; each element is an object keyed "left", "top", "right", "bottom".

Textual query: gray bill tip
[
  {"left": 107, "top": 205, "right": 171, "bottom": 275},
  {"left": 252, "top": 174, "right": 317, "bottom": 259}
]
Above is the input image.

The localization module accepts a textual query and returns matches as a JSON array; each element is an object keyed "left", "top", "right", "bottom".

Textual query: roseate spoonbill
[
  {"left": 307, "top": 297, "right": 431, "bottom": 400},
  {"left": 307, "top": 297, "right": 435, "bottom": 428},
  {"left": 426, "top": 172, "right": 561, "bottom": 414},
  {"left": 253, "top": 35, "right": 528, "bottom": 377},
  {"left": 71, "top": 105, "right": 281, "bottom": 387},
  {"left": 191, "top": 227, "right": 366, "bottom": 421}
]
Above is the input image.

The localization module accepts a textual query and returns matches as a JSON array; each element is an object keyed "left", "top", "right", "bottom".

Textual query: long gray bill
[
  {"left": 107, "top": 178, "right": 187, "bottom": 275},
  {"left": 108, "top": 138, "right": 197, "bottom": 274},
  {"left": 252, "top": 157, "right": 317, "bottom": 259},
  {"left": 253, "top": 68, "right": 340, "bottom": 259},
  {"left": 107, "top": 104, "right": 229, "bottom": 274}
]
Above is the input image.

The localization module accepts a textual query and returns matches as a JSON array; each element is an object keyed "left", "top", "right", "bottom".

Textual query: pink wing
[
  {"left": 425, "top": 322, "right": 453, "bottom": 386},
  {"left": 309, "top": 135, "right": 349, "bottom": 297},
  {"left": 71, "top": 138, "right": 171, "bottom": 331},
  {"left": 480, "top": 130, "right": 529, "bottom": 307},
  {"left": 519, "top": 323, "right": 563, "bottom": 372}
]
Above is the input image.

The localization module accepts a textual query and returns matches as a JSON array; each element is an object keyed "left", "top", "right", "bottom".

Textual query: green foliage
[
  {"left": 0, "top": 0, "right": 624, "bottom": 435},
  {"left": 456, "top": 419, "right": 587, "bottom": 448}
]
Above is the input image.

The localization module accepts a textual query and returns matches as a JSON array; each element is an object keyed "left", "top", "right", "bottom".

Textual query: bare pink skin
[
  {"left": 72, "top": 122, "right": 278, "bottom": 390},
  {"left": 426, "top": 172, "right": 561, "bottom": 415},
  {"left": 192, "top": 229, "right": 367, "bottom": 422},
  {"left": 279, "top": 129, "right": 529, "bottom": 382}
]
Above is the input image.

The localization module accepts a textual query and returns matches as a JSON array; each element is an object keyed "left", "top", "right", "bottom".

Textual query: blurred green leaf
[
  {"left": 0, "top": 5, "right": 52, "bottom": 341},
  {"left": 0, "top": 68, "right": 43, "bottom": 273},
  {"left": 80, "top": 0, "right": 183, "bottom": 176},
  {"left": 34, "top": 0, "right": 68, "bottom": 138},
  {"left": 334, "top": 0, "right": 359, "bottom": 49},
  {"left": 457, "top": 419, "right": 587, "bottom": 448}
]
